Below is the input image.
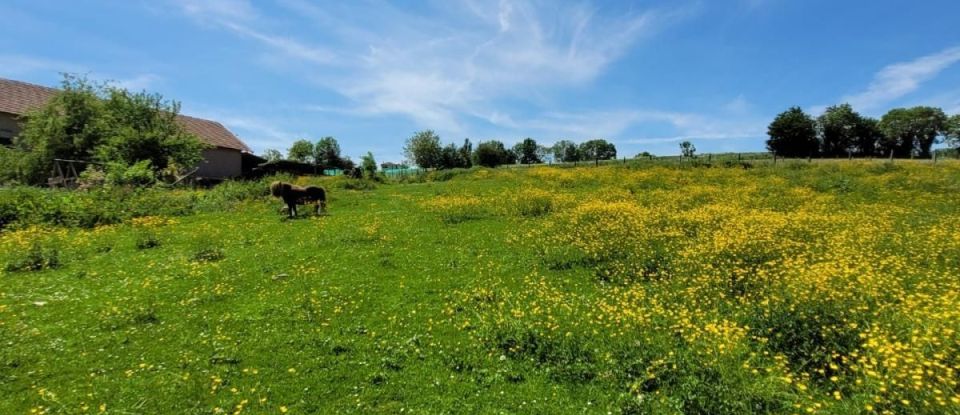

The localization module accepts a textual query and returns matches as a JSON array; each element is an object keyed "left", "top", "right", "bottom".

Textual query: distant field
[{"left": 2, "top": 161, "right": 959, "bottom": 414}]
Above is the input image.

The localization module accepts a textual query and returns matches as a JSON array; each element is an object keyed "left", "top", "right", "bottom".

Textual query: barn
[{"left": 0, "top": 77, "right": 254, "bottom": 179}]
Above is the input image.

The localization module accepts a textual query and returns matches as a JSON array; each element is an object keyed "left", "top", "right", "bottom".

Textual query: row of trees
[
  {"left": 767, "top": 104, "right": 960, "bottom": 158},
  {"left": 262, "top": 137, "right": 354, "bottom": 170},
  {"left": 0, "top": 76, "right": 206, "bottom": 185},
  {"left": 404, "top": 130, "right": 618, "bottom": 169}
]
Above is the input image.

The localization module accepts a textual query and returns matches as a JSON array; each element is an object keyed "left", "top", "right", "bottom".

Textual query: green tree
[
  {"left": 473, "top": 140, "right": 515, "bottom": 167},
  {"left": 262, "top": 149, "right": 283, "bottom": 162},
  {"left": 878, "top": 107, "right": 947, "bottom": 158},
  {"left": 878, "top": 109, "right": 913, "bottom": 157},
  {"left": 537, "top": 144, "right": 551, "bottom": 163},
  {"left": 853, "top": 117, "right": 883, "bottom": 157},
  {"left": 552, "top": 140, "right": 579, "bottom": 162},
  {"left": 287, "top": 139, "right": 314, "bottom": 163},
  {"left": 514, "top": 138, "right": 542, "bottom": 164},
  {"left": 439, "top": 143, "right": 461, "bottom": 169},
  {"left": 96, "top": 87, "right": 206, "bottom": 172},
  {"left": 679, "top": 141, "right": 696, "bottom": 158},
  {"left": 458, "top": 139, "right": 473, "bottom": 168},
  {"left": 360, "top": 151, "right": 377, "bottom": 178},
  {"left": 818, "top": 104, "right": 861, "bottom": 157},
  {"left": 314, "top": 136, "right": 343, "bottom": 168},
  {"left": 13, "top": 76, "right": 106, "bottom": 184},
  {"left": 404, "top": 130, "right": 442, "bottom": 168},
  {"left": 946, "top": 114, "right": 960, "bottom": 154},
  {"left": 767, "top": 107, "right": 818, "bottom": 157},
  {"left": 579, "top": 139, "right": 616, "bottom": 161},
  {"left": 13, "top": 74, "right": 204, "bottom": 185},
  {"left": 910, "top": 107, "right": 947, "bottom": 158}
]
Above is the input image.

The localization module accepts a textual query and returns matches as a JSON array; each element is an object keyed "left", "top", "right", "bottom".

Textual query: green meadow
[{"left": 3, "top": 161, "right": 960, "bottom": 414}]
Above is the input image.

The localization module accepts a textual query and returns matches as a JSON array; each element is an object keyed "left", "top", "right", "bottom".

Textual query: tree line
[
  {"left": 263, "top": 137, "right": 356, "bottom": 171},
  {"left": 264, "top": 131, "right": 619, "bottom": 171},
  {"left": 403, "top": 130, "right": 617, "bottom": 169},
  {"left": 767, "top": 104, "right": 960, "bottom": 158}
]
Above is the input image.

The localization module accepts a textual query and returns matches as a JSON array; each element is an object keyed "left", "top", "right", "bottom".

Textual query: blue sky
[{"left": 2, "top": 1, "right": 959, "bottom": 163}]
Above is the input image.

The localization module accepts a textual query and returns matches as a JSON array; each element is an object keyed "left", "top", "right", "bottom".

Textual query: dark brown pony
[{"left": 270, "top": 181, "right": 327, "bottom": 218}]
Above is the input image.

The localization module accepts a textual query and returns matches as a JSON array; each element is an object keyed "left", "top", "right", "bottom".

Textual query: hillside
[{"left": 2, "top": 161, "right": 960, "bottom": 414}]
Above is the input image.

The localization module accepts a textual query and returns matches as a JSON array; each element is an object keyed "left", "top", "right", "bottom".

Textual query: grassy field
[{"left": 2, "top": 161, "right": 960, "bottom": 414}]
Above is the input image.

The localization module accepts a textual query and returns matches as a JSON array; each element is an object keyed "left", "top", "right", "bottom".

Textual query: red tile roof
[{"left": 0, "top": 77, "right": 251, "bottom": 152}]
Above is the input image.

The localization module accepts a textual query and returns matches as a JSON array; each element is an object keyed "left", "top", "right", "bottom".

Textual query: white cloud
[
  {"left": 170, "top": 0, "right": 698, "bottom": 140},
  {"left": 219, "top": 21, "right": 338, "bottom": 65},
  {"left": 169, "top": 0, "right": 772, "bottom": 154},
  {"left": 110, "top": 74, "right": 162, "bottom": 91},
  {"left": 0, "top": 54, "right": 84, "bottom": 78},
  {"left": 172, "top": 0, "right": 337, "bottom": 66},
  {"left": 174, "top": 0, "right": 256, "bottom": 22},
  {"left": 843, "top": 46, "right": 960, "bottom": 111}
]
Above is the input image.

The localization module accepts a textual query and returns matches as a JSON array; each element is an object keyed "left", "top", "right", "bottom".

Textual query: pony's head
[{"left": 269, "top": 181, "right": 286, "bottom": 197}]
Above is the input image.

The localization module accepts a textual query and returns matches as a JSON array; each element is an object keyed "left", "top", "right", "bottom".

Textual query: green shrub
[
  {"left": 77, "top": 166, "right": 107, "bottom": 189},
  {"left": 513, "top": 194, "right": 553, "bottom": 217},
  {"left": 106, "top": 160, "right": 156, "bottom": 187},
  {"left": 192, "top": 239, "right": 225, "bottom": 262},
  {"left": 5, "top": 241, "right": 60, "bottom": 272},
  {"left": 135, "top": 231, "right": 161, "bottom": 250},
  {"left": 747, "top": 297, "right": 863, "bottom": 384}
]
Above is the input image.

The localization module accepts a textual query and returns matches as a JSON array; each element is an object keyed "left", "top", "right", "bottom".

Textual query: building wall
[
  {"left": 196, "top": 148, "right": 242, "bottom": 178},
  {"left": 0, "top": 112, "right": 22, "bottom": 146}
]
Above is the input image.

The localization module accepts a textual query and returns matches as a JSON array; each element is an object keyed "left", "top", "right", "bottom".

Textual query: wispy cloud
[
  {"left": 183, "top": 108, "right": 304, "bottom": 152},
  {"left": 0, "top": 54, "right": 161, "bottom": 92},
  {"left": 0, "top": 54, "right": 84, "bottom": 78},
  {"left": 173, "top": 0, "right": 338, "bottom": 66},
  {"left": 174, "top": 0, "right": 256, "bottom": 22},
  {"left": 843, "top": 46, "right": 960, "bottom": 111},
  {"left": 110, "top": 74, "right": 162, "bottom": 91},
  {"left": 169, "top": 0, "right": 698, "bottom": 140}
]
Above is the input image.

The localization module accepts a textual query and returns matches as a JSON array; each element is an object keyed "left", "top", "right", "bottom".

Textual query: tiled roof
[
  {"left": 177, "top": 114, "right": 251, "bottom": 152},
  {"left": 0, "top": 77, "right": 251, "bottom": 152},
  {"left": 0, "top": 78, "right": 57, "bottom": 115}
]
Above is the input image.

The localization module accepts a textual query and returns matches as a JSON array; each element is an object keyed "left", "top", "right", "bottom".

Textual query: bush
[
  {"left": 6, "top": 241, "right": 60, "bottom": 272},
  {"left": 339, "top": 179, "right": 377, "bottom": 191},
  {"left": 192, "top": 240, "right": 225, "bottom": 262},
  {"left": 106, "top": 160, "right": 156, "bottom": 187},
  {"left": 0, "top": 176, "right": 281, "bottom": 230},
  {"left": 135, "top": 231, "right": 161, "bottom": 250},
  {"left": 512, "top": 190, "right": 554, "bottom": 217},
  {"left": 77, "top": 166, "right": 107, "bottom": 189}
]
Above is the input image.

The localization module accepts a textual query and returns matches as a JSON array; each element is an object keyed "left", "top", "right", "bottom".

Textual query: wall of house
[
  {"left": 0, "top": 112, "right": 22, "bottom": 146},
  {"left": 196, "top": 148, "right": 242, "bottom": 178}
]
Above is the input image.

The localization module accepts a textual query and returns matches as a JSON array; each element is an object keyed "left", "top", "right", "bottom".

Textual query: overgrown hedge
[{"left": 0, "top": 178, "right": 276, "bottom": 231}]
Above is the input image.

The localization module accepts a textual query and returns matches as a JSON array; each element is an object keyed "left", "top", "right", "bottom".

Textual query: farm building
[{"left": 0, "top": 77, "right": 255, "bottom": 179}]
